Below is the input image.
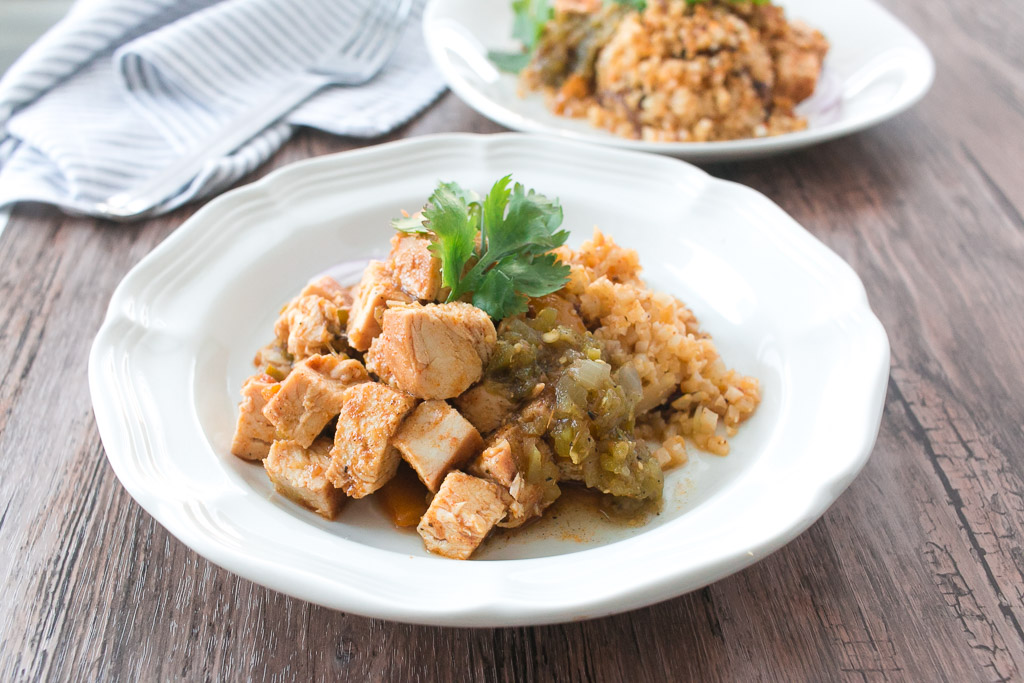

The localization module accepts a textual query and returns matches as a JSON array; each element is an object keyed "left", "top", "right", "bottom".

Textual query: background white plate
[
  {"left": 89, "top": 133, "right": 889, "bottom": 626},
  {"left": 423, "top": 0, "right": 935, "bottom": 161}
]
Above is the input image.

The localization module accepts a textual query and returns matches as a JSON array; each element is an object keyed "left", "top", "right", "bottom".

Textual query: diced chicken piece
[
  {"left": 556, "top": 458, "right": 586, "bottom": 483},
  {"left": 300, "top": 275, "right": 354, "bottom": 309},
  {"left": 774, "top": 22, "right": 829, "bottom": 103},
  {"left": 417, "top": 471, "right": 510, "bottom": 560},
  {"left": 468, "top": 434, "right": 518, "bottom": 486},
  {"left": 468, "top": 423, "right": 561, "bottom": 528},
  {"left": 263, "top": 356, "right": 369, "bottom": 447},
  {"left": 775, "top": 50, "right": 824, "bottom": 103},
  {"left": 638, "top": 372, "right": 678, "bottom": 415},
  {"left": 517, "top": 392, "right": 554, "bottom": 435},
  {"left": 230, "top": 373, "right": 279, "bottom": 460},
  {"left": 327, "top": 382, "right": 418, "bottom": 498},
  {"left": 346, "top": 260, "right": 411, "bottom": 352},
  {"left": 365, "top": 302, "right": 497, "bottom": 399},
  {"left": 263, "top": 438, "right": 344, "bottom": 519},
  {"left": 388, "top": 233, "right": 442, "bottom": 301},
  {"left": 452, "top": 382, "right": 516, "bottom": 435},
  {"left": 274, "top": 294, "right": 344, "bottom": 360},
  {"left": 392, "top": 400, "right": 483, "bottom": 492}
]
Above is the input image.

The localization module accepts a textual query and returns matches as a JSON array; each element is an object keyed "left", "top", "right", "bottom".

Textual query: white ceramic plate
[
  {"left": 89, "top": 133, "right": 889, "bottom": 626},
  {"left": 423, "top": 0, "right": 935, "bottom": 161}
]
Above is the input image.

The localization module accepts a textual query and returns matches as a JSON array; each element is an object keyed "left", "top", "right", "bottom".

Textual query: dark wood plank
[{"left": 1, "top": 0, "right": 1023, "bottom": 680}]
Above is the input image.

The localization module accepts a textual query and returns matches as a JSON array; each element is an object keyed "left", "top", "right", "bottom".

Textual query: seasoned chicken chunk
[
  {"left": 775, "top": 50, "right": 823, "bottom": 103},
  {"left": 327, "top": 382, "right": 418, "bottom": 498},
  {"left": 365, "top": 302, "right": 497, "bottom": 399},
  {"left": 262, "top": 356, "right": 369, "bottom": 447},
  {"left": 274, "top": 294, "right": 344, "bottom": 360},
  {"left": 773, "top": 22, "right": 829, "bottom": 103},
  {"left": 263, "top": 438, "right": 344, "bottom": 519},
  {"left": 468, "top": 435, "right": 518, "bottom": 487},
  {"left": 388, "top": 233, "right": 442, "bottom": 301},
  {"left": 417, "top": 471, "right": 510, "bottom": 560},
  {"left": 453, "top": 382, "right": 516, "bottom": 435},
  {"left": 517, "top": 392, "right": 554, "bottom": 435},
  {"left": 392, "top": 400, "right": 483, "bottom": 492},
  {"left": 346, "top": 260, "right": 411, "bottom": 352},
  {"left": 468, "top": 424, "right": 561, "bottom": 528},
  {"left": 299, "top": 275, "right": 353, "bottom": 308},
  {"left": 230, "top": 373, "right": 279, "bottom": 460}
]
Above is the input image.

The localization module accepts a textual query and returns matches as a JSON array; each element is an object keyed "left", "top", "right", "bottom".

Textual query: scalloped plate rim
[{"left": 89, "top": 133, "right": 890, "bottom": 626}]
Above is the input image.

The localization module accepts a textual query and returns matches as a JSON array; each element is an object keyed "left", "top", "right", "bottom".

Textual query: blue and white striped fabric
[{"left": 0, "top": 0, "right": 445, "bottom": 218}]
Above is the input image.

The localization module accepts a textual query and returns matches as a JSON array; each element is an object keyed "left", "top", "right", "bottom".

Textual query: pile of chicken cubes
[{"left": 230, "top": 233, "right": 552, "bottom": 559}]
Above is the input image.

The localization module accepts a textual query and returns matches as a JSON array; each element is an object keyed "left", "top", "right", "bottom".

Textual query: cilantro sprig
[
  {"left": 392, "top": 176, "right": 571, "bottom": 320},
  {"left": 488, "top": 0, "right": 554, "bottom": 75}
]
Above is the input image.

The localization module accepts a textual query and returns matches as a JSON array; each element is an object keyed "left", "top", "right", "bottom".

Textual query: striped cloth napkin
[{"left": 0, "top": 0, "right": 445, "bottom": 218}]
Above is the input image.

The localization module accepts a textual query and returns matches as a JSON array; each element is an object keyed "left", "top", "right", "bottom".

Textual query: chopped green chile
[
  {"left": 551, "top": 359, "right": 662, "bottom": 501},
  {"left": 482, "top": 305, "right": 663, "bottom": 502},
  {"left": 265, "top": 364, "right": 287, "bottom": 382},
  {"left": 524, "top": 5, "right": 631, "bottom": 88},
  {"left": 483, "top": 306, "right": 604, "bottom": 402}
]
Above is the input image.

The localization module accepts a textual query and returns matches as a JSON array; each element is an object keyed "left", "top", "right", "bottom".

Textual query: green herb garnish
[
  {"left": 511, "top": 0, "right": 555, "bottom": 50},
  {"left": 488, "top": 0, "right": 554, "bottom": 74},
  {"left": 487, "top": 50, "right": 533, "bottom": 74},
  {"left": 393, "top": 176, "right": 571, "bottom": 320}
]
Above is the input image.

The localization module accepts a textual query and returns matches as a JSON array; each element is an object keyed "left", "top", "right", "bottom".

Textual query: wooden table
[{"left": 2, "top": 1, "right": 1022, "bottom": 679}]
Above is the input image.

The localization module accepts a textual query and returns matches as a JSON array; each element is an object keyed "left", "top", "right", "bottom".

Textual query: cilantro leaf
[
  {"left": 392, "top": 213, "right": 428, "bottom": 232},
  {"left": 420, "top": 181, "right": 478, "bottom": 295},
  {"left": 481, "top": 175, "right": 513, "bottom": 255},
  {"left": 458, "top": 179, "right": 567, "bottom": 313},
  {"left": 471, "top": 267, "right": 525, "bottom": 319},
  {"left": 487, "top": 50, "right": 532, "bottom": 74},
  {"left": 492, "top": 252, "right": 571, "bottom": 297},
  {"left": 471, "top": 242, "right": 570, "bottom": 318},
  {"left": 499, "top": 182, "right": 566, "bottom": 256},
  {"left": 397, "top": 176, "right": 571, "bottom": 320},
  {"left": 490, "top": 0, "right": 553, "bottom": 72},
  {"left": 484, "top": 252, "right": 571, "bottom": 305},
  {"left": 470, "top": 179, "right": 565, "bottom": 269},
  {"left": 511, "top": 0, "right": 553, "bottom": 51}
]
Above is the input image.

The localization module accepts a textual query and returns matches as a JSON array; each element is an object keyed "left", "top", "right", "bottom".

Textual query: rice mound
[
  {"left": 557, "top": 230, "right": 760, "bottom": 457},
  {"left": 523, "top": 0, "right": 829, "bottom": 143}
]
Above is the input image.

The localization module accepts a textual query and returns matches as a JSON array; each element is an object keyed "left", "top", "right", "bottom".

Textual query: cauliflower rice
[
  {"left": 557, "top": 230, "right": 760, "bottom": 456},
  {"left": 522, "top": 0, "right": 829, "bottom": 142}
]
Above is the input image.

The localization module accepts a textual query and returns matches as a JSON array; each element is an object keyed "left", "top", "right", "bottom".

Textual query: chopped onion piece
[
  {"left": 614, "top": 364, "right": 643, "bottom": 402},
  {"left": 567, "top": 358, "right": 611, "bottom": 390}
]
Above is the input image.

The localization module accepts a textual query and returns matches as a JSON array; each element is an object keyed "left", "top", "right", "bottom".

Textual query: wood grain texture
[{"left": 1, "top": 0, "right": 1022, "bottom": 680}]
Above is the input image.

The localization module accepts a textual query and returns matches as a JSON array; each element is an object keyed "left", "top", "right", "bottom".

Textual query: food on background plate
[
  {"left": 230, "top": 176, "right": 761, "bottom": 559},
  {"left": 490, "top": 0, "right": 829, "bottom": 142}
]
